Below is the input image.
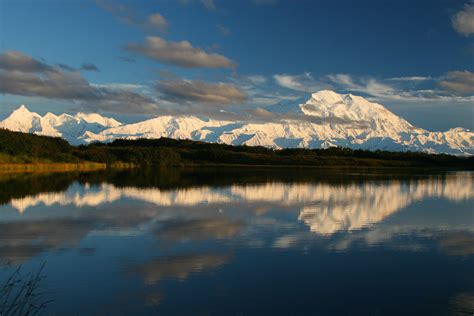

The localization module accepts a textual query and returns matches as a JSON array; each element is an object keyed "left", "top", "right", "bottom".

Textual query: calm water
[{"left": 0, "top": 168, "right": 473, "bottom": 315}]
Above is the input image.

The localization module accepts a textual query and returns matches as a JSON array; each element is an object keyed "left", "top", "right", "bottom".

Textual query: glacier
[{"left": 1, "top": 90, "right": 473, "bottom": 155}]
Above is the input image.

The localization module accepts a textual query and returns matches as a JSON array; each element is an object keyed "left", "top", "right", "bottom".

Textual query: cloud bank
[
  {"left": 272, "top": 70, "right": 474, "bottom": 104},
  {"left": 156, "top": 79, "right": 246, "bottom": 104},
  {"left": 438, "top": 71, "right": 474, "bottom": 95},
  {"left": 0, "top": 51, "right": 158, "bottom": 113},
  {"left": 0, "top": 51, "right": 52, "bottom": 73},
  {"left": 126, "top": 36, "right": 234, "bottom": 68}
]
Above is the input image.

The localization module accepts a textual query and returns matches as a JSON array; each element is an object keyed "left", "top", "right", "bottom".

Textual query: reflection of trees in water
[
  {"left": 0, "top": 262, "right": 51, "bottom": 315},
  {"left": 0, "top": 172, "right": 77, "bottom": 206}
]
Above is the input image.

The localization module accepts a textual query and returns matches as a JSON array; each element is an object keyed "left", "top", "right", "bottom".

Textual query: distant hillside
[
  {"left": 0, "top": 128, "right": 77, "bottom": 163},
  {"left": 0, "top": 128, "right": 473, "bottom": 168}
]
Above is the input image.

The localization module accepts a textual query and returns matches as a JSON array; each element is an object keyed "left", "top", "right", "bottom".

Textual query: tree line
[{"left": 0, "top": 128, "right": 472, "bottom": 168}]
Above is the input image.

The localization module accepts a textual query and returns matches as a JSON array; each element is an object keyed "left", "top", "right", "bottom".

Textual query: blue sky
[{"left": 0, "top": 0, "right": 473, "bottom": 130}]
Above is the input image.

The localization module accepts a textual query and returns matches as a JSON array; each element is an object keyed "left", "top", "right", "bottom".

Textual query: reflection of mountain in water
[
  {"left": 7, "top": 173, "right": 473, "bottom": 236},
  {"left": 299, "top": 175, "right": 474, "bottom": 235},
  {"left": 1, "top": 171, "right": 472, "bottom": 314},
  {"left": 0, "top": 172, "right": 472, "bottom": 265}
]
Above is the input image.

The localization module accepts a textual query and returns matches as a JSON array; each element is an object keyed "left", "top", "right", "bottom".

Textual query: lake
[{"left": 0, "top": 168, "right": 473, "bottom": 315}]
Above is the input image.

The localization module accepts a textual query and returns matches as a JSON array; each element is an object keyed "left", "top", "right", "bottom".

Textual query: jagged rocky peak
[
  {"left": 16, "top": 104, "right": 30, "bottom": 112},
  {"left": 9, "top": 104, "right": 38, "bottom": 117}
]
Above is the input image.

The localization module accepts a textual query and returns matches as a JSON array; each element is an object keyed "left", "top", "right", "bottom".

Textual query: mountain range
[{"left": 1, "top": 90, "right": 472, "bottom": 155}]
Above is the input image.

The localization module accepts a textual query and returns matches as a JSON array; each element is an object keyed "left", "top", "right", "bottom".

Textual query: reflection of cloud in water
[
  {"left": 0, "top": 218, "right": 93, "bottom": 263},
  {"left": 145, "top": 292, "right": 162, "bottom": 307},
  {"left": 154, "top": 218, "right": 244, "bottom": 242},
  {"left": 126, "top": 254, "right": 231, "bottom": 285},
  {"left": 449, "top": 292, "right": 474, "bottom": 315},
  {"left": 324, "top": 225, "right": 474, "bottom": 254},
  {"left": 0, "top": 203, "right": 238, "bottom": 264},
  {"left": 8, "top": 173, "right": 473, "bottom": 237},
  {"left": 438, "top": 232, "right": 474, "bottom": 256},
  {"left": 0, "top": 205, "right": 160, "bottom": 263}
]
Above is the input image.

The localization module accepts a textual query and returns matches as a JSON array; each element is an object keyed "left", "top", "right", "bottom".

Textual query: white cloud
[
  {"left": 271, "top": 71, "right": 474, "bottom": 104},
  {"left": 146, "top": 13, "right": 169, "bottom": 31},
  {"left": 452, "top": 2, "right": 474, "bottom": 36},
  {"left": 200, "top": 0, "right": 216, "bottom": 11},
  {"left": 363, "top": 79, "right": 396, "bottom": 98},
  {"left": 126, "top": 36, "right": 235, "bottom": 68},
  {"left": 0, "top": 51, "right": 52, "bottom": 73},
  {"left": 0, "top": 51, "right": 158, "bottom": 113},
  {"left": 217, "top": 25, "right": 231, "bottom": 36},
  {"left": 156, "top": 79, "right": 246, "bottom": 104},
  {"left": 96, "top": 0, "right": 169, "bottom": 32},
  {"left": 388, "top": 76, "right": 431, "bottom": 82},
  {"left": 326, "top": 73, "right": 357, "bottom": 89},
  {"left": 91, "top": 83, "right": 145, "bottom": 90},
  {"left": 274, "top": 74, "right": 306, "bottom": 91},
  {"left": 246, "top": 75, "right": 267, "bottom": 85},
  {"left": 328, "top": 73, "right": 422, "bottom": 100},
  {"left": 327, "top": 72, "right": 474, "bottom": 102},
  {"left": 273, "top": 72, "right": 326, "bottom": 92},
  {"left": 227, "top": 74, "right": 300, "bottom": 107},
  {"left": 438, "top": 70, "right": 474, "bottom": 95}
]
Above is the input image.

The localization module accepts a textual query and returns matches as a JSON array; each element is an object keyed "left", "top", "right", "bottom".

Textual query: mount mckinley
[{"left": 1, "top": 90, "right": 473, "bottom": 155}]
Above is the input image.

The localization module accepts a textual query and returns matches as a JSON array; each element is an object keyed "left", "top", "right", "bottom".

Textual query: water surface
[{"left": 0, "top": 168, "right": 473, "bottom": 315}]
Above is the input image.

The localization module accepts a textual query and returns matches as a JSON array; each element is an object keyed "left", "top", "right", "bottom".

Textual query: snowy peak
[
  {"left": 0, "top": 105, "right": 42, "bottom": 133},
  {"left": 15, "top": 104, "right": 32, "bottom": 113},
  {"left": 0, "top": 105, "right": 123, "bottom": 144},
  {"left": 74, "top": 112, "right": 121, "bottom": 127},
  {"left": 301, "top": 90, "right": 414, "bottom": 133},
  {"left": 311, "top": 90, "right": 346, "bottom": 104},
  {"left": 8, "top": 105, "right": 39, "bottom": 119},
  {"left": 303, "top": 90, "right": 388, "bottom": 120}
]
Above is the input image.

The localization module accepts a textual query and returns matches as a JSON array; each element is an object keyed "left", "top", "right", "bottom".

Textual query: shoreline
[
  {"left": 181, "top": 162, "right": 472, "bottom": 169},
  {"left": 0, "top": 161, "right": 471, "bottom": 174},
  {"left": 0, "top": 162, "right": 108, "bottom": 173}
]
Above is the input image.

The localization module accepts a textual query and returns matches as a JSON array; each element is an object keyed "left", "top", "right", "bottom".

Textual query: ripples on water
[{"left": 0, "top": 168, "right": 472, "bottom": 315}]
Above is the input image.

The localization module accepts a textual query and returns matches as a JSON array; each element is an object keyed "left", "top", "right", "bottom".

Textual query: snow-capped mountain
[
  {"left": 1, "top": 90, "right": 473, "bottom": 155},
  {"left": 0, "top": 104, "right": 121, "bottom": 144}
]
